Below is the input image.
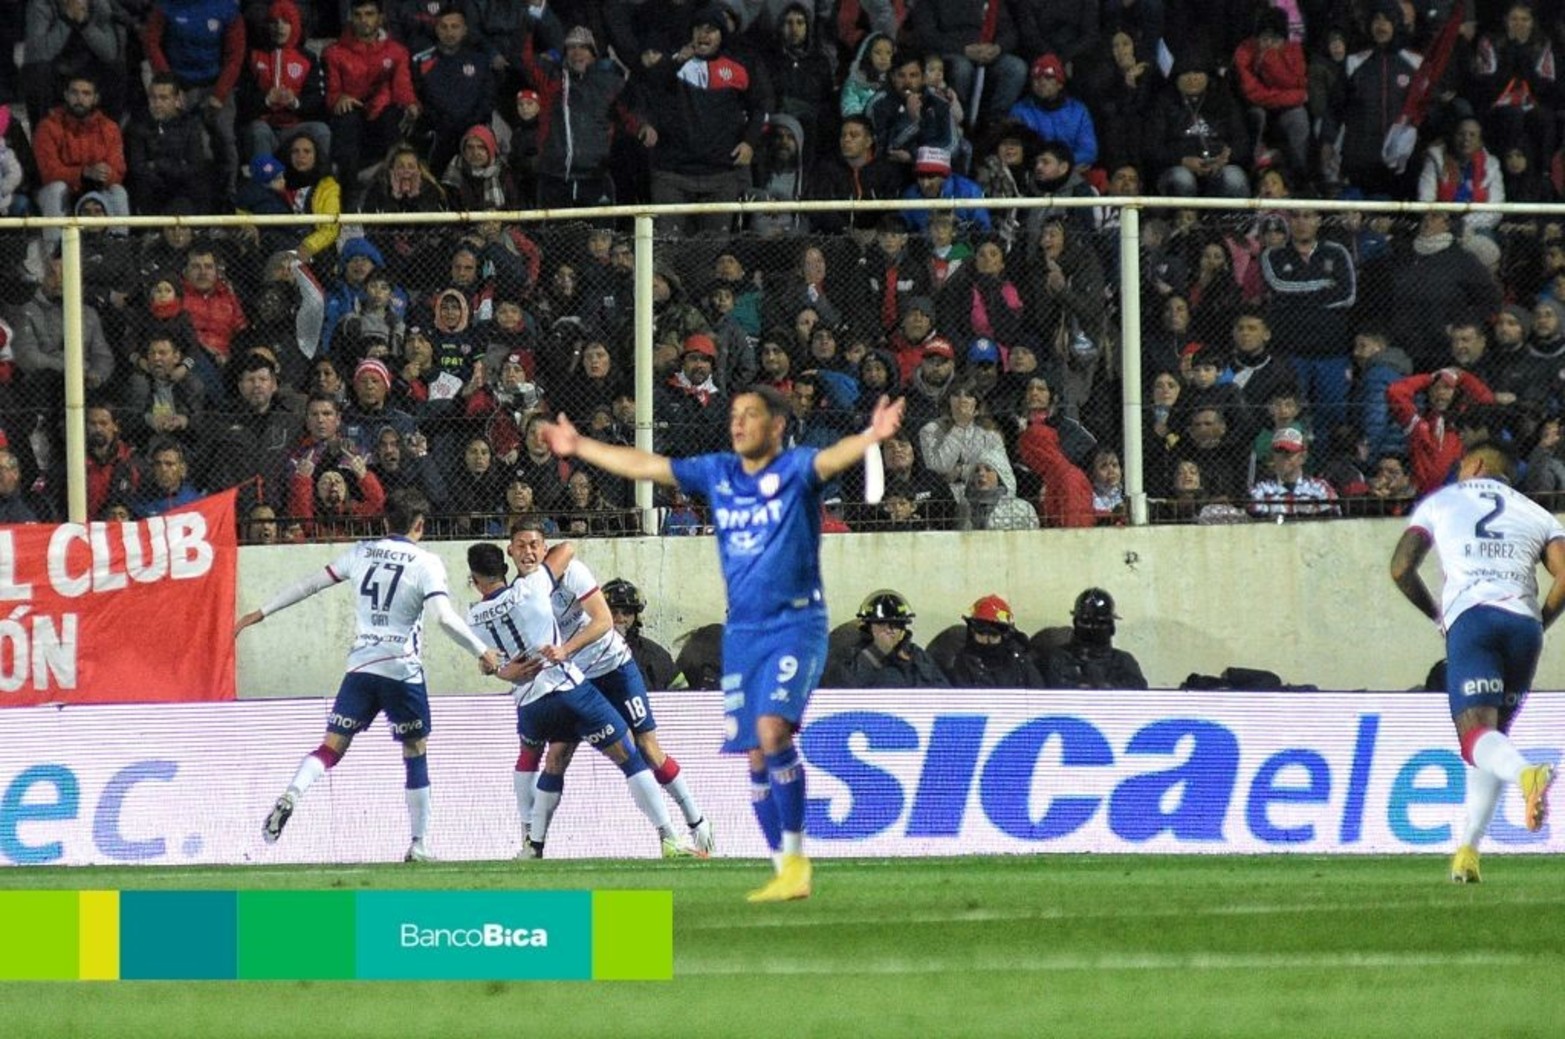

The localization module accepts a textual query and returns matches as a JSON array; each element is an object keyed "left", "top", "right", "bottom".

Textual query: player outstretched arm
[
  {"left": 1540, "top": 538, "right": 1565, "bottom": 629},
  {"left": 814, "top": 395, "right": 906, "bottom": 482},
  {"left": 1389, "top": 528, "right": 1440, "bottom": 623},
  {"left": 540, "top": 413, "right": 676, "bottom": 486},
  {"left": 235, "top": 568, "right": 342, "bottom": 635},
  {"left": 430, "top": 595, "right": 503, "bottom": 674}
]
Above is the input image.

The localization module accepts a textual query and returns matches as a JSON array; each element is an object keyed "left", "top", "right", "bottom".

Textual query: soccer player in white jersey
[
  {"left": 506, "top": 522, "right": 713, "bottom": 858},
  {"left": 237, "top": 490, "right": 502, "bottom": 862},
  {"left": 542, "top": 388, "right": 905, "bottom": 902},
  {"left": 1390, "top": 442, "right": 1565, "bottom": 883},
  {"left": 464, "top": 539, "right": 693, "bottom": 858}
]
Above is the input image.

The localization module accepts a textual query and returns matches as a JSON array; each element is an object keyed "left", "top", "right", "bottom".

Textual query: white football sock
[
  {"left": 626, "top": 769, "right": 673, "bottom": 832},
  {"left": 663, "top": 772, "right": 703, "bottom": 826},
  {"left": 286, "top": 753, "right": 327, "bottom": 800},
  {"left": 1471, "top": 730, "right": 1528, "bottom": 784},
  {"left": 1461, "top": 767, "right": 1503, "bottom": 848},
  {"left": 405, "top": 787, "right": 431, "bottom": 842},
  {"left": 513, "top": 770, "right": 537, "bottom": 839},
  {"left": 532, "top": 788, "right": 562, "bottom": 845}
]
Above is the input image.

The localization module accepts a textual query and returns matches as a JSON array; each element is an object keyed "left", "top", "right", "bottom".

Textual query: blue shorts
[
  {"left": 589, "top": 660, "right": 657, "bottom": 734},
  {"left": 719, "top": 612, "right": 827, "bottom": 754},
  {"left": 1444, "top": 606, "right": 1541, "bottom": 729},
  {"left": 328, "top": 671, "right": 432, "bottom": 743},
  {"left": 515, "top": 682, "right": 628, "bottom": 751}
]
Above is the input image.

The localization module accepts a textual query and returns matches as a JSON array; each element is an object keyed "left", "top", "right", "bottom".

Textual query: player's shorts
[
  {"left": 586, "top": 660, "right": 657, "bottom": 734},
  {"left": 719, "top": 611, "right": 827, "bottom": 754},
  {"left": 1444, "top": 605, "right": 1542, "bottom": 728},
  {"left": 515, "top": 681, "right": 628, "bottom": 751},
  {"left": 328, "top": 671, "right": 432, "bottom": 743}
]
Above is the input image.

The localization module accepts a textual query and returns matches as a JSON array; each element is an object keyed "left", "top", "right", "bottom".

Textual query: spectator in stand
[
  {"left": 1186, "top": 236, "right": 1241, "bottom": 349},
  {"left": 654, "top": 333, "right": 728, "bottom": 457},
  {"left": 948, "top": 594, "right": 1044, "bottom": 688},
  {"left": 125, "top": 73, "right": 214, "bottom": 215},
  {"left": 638, "top": 5, "right": 764, "bottom": 237},
  {"left": 1321, "top": 0, "right": 1419, "bottom": 196},
  {"left": 1173, "top": 404, "right": 1249, "bottom": 502},
  {"left": 1006, "top": 53, "right": 1096, "bottom": 168},
  {"left": 274, "top": 129, "right": 340, "bottom": 263},
  {"left": 860, "top": 215, "right": 933, "bottom": 345},
  {"left": 961, "top": 450, "right": 1038, "bottom": 530},
  {"left": 369, "top": 425, "right": 448, "bottom": 511},
  {"left": 133, "top": 437, "right": 203, "bottom": 517},
  {"left": 1088, "top": 445, "right": 1125, "bottom": 522},
  {"left": 240, "top": 0, "right": 330, "bottom": 166},
  {"left": 1389, "top": 211, "right": 1503, "bottom": 370},
  {"left": 1226, "top": 307, "right": 1296, "bottom": 438},
  {"left": 1260, "top": 207, "right": 1356, "bottom": 435},
  {"left": 937, "top": 236, "right": 1025, "bottom": 352},
  {"left": 838, "top": 589, "right": 949, "bottom": 689},
  {"left": 440, "top": 125, "right": 523, "bottom": 211},
  {"left": 1150, "top": 48, "right": 1249, "bottom": 198},
  {"left": 123, "top": 333, "right": 207, "bottom": 447},
  {"left": 1388, "top": 366, "right": 1497, "bottom": 497},
  {"left": 1363, "top": 453, "right": 1416, "bottom": 515},
  {"left": 1232, "top": 7, "right": 1308, "bottom": 178},
  {"left": 520, "top": 22, "right": 642, "bottom": 209},
  {"left": 355, "top": 144, "right": 448, "bottom": 290},
  {"left": 22, "top": 0, "right": 127, "bottom": 127},
  {"left": 513, "top": 410, "right": 572, "bottom": 512},
  {"left": 288, "top": 448, "right": 386, "bottom": 539},
  {"left": 1418, "top": 115, "right": 1504, "bottom": 237},
  {"left": 1470, "top": 2, "right": 1559, "bottom": 166},
  {"left": 1041, "top": 587, "right": 1148, "bottom": 690},
  {"left": 867, "top": 49, "right": 955, "bottom": 177},
  {"left": 181, "top": 240, "right": 249, "bottom": 385},
  {"left": 411, "top": 5, "right": 493, "bottom": 179},
  {"left": 1031, "top": 217, "right": 1106, "bottom": 417},
  {"left": 340, "top": 355, "right": 416, "bottom": 453},
  {"left": 145, "top": 0, "right": 246, "bottom": 201},
  {"left": 0, "top": 448, "right": 45, "bottom": 522},
  {"left": 195, "top": 351, "right": 301, "bottom": 507},
  {"left": 919, "top": 379, "right": 1011, "bottom": 500},
  {"left": 765, "top": 2, "right": 836, "bottom": 161},
  {"left": 899, "top": 145, "right": 990, "bottom": 234},
  {"left": 13, "top": 253, "right": 113, "bottom": 414},
  {"left": 807, "top": 113, "right": 907, "bottom": 237},
  {"left": 839, "top": 30, "right": 894, "bottom": 118},
  {"left": 1445, "top": 315, "right": 1504, "bottom": 391},
  {"left": 324, "top": 0, "right": 419, "bottom": 201},
  {"left": 1021, "top": 137, "right": 1104, "bottom": 245},
  {"left": 1249, "top": 426, "right": 1341, "bottom": 518},
  {"left": 909, "top": 0, "right": 1026, "bottom": 129},
  {"left": 34, "top": 75, "right": 128, "bottom": 244},
  {"left": 1011, "top": 369, "right": 1096, "bottom": 467},
  {"left": 82, "top": 404, "right": 144, "bottom": 516}
]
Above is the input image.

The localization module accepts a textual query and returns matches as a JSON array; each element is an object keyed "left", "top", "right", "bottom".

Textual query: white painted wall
[{"left": 234, "top": 520, "right": 1552, "bottom": 697}]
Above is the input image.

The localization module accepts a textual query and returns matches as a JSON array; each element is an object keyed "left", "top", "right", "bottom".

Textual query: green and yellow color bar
[{"left": 0, "top": 890, "right": 672, "bottom": 981}]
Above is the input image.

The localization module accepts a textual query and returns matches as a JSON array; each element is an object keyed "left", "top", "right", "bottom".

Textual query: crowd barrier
[{"left": 2, "top": 689, "right": 1558, "bottom": 867}]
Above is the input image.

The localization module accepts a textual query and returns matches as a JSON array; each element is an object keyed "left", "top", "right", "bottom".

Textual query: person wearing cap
[
  {"left": 410, "top": 5, "right": 496, "bottom": 178},
  {"left": 1149, "top": 48, "right": 1250, "bottom": 198},
  {"left": 908, "top": 0, "right": 1027, "bottom": 126},
  {"left": 1041, "top": 588, "right": 1148, "bottom": 690},
  {"left": 653, "top": 333, "right": 729, "bottom": 456},
  {"left": 948, "top": 595, "right": 1045, "bottom": 688},
  {"left": 126, "top": 72, "right": 216, "bottom": 215},
  {"left": 341, "top": 355, "right": 418, "bottom": 454},
  {"left": 900, "top": 144, "right": 991, "bottom": 233},
  {"left": 1387, "top": 365, "right": 1498, "bottom": 497},
  {"left": 639, "top": 3, "right": 766, "bottom": 236},
  {"left": 517, "top": 20, "right": 643, "bottom": 208},
  {"left": 1248, "top": 425, "right": 1341, "bottom": 518},
  {"left": 1008, "top": 53, "right": 1097, "bottom": 168},
  {"left": 866, "top": 50, "right": 956, "bottom": 168},
  {"left": 322, "top": 0, "right": 420, "bottom": 199}
]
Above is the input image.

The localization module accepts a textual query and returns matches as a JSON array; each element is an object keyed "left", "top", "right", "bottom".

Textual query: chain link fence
[{"left": 1, "top": 197, "right": 1554, "bottom": 540}]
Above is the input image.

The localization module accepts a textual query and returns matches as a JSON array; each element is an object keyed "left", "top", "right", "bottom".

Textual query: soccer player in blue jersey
[
  {"left": 542, "top": 387, "right": 905, "bottom": 901},
  {"left": 1390, "top": 442, "right": 1565, "bottom": 883},
  {"left": 236, "top": 489, "right": 503, "bottom": 862}
]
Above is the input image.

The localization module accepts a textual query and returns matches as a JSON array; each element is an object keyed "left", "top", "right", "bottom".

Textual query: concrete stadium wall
[{"left": 235, "top": 519, "right": 1547, "bottom": 697}]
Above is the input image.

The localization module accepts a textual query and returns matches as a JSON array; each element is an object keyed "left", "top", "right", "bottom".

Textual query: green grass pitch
[{"left": 2, "top": 855, "right": 1561, "bottom": 1039}]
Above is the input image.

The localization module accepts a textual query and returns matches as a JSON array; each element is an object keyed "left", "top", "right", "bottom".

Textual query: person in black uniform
[
  {"left": 947, "top": 594, "right": 1044, "bottom": 688},
  {"left": 603, "top": 578, "right": 680, "bottom": 691},
  {"left": 1040, "top": 588, "right": 1149, "bottom": 689}
]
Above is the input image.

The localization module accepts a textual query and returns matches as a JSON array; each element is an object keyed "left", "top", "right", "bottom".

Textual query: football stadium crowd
[{"left": 3, "top": 0, "right": 1565, "bottom": 536}]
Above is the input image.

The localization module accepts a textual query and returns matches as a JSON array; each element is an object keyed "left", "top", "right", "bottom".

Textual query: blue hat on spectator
[
  {"left": 968, "top": 338, "right": 1001, "bottom": 365},
  {"left": 250, "top": 155, "right": 285, "bottom": 184}
]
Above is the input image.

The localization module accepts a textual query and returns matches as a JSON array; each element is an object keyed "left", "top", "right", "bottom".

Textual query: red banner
[{"left": 0, "top": 489, "right": 238, "bottom": 706}]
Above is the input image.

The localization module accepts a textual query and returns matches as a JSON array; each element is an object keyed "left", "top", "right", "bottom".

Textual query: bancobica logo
[{"left": 400, "top": 922, "right": 549, "bottom": 949}]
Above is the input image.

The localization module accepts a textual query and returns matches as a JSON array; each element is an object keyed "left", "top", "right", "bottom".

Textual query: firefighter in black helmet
[
  {"left": 1040, "top": 588, "right": 1149, "bottom": 689},
  {"left": 845, "top": 590, "right": 949, "bottom": 687},
  {"left": 603, "top": 578, "right": 680, "bottom": 691}
]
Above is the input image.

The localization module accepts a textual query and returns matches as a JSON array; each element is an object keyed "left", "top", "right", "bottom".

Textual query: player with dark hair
[
  {"left": 1040, "top": 588, "right": 1148, "bottom": 690},
  {"left": 541, "top": 385, "right": 905, "bottom": 901},
  {"left": 505, "top": 522, "right": 710, "bottom": 858},
  {"left": 237, "top": 489, "right": 502, "bottom": 862},
  {"left": 466, "top": 534, "right": 693, "bottom": 858},
  {"left": 1390, "top": 441, "right": 1565, "bottom": 883}
]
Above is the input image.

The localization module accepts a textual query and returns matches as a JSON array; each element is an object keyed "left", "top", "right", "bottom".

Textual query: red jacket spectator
[
  {"left": 34, "top": 105, "right": 126, "bottom": 191},
  {"left": 244, "top": 0, "right": 324, "bottom": 131},
  {"left": 86, "top": 438, "right": 143, "bottom": 518},
  {"left": 182, "top": 275, "right": 249, "bottom": 360},
  {"left": 1233, "top": 36, "right": 1308, "bottom": 110},
  {"left": 1387, "top": 368, "right": 1496, "bottom": 496},
  {"left": 1018, "top": 422, "right": 1094, "bottom": 528},
  {"left": 288, "top": 464, "right": 386, "bottom": 539},
  {"left": 324, "top": 26, "right": 416, "bottom": 121}
]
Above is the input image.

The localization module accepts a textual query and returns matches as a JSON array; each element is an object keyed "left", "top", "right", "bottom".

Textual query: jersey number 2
[{"left": 1475, "top": 492, "right": 1505, "bottom": 540}]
